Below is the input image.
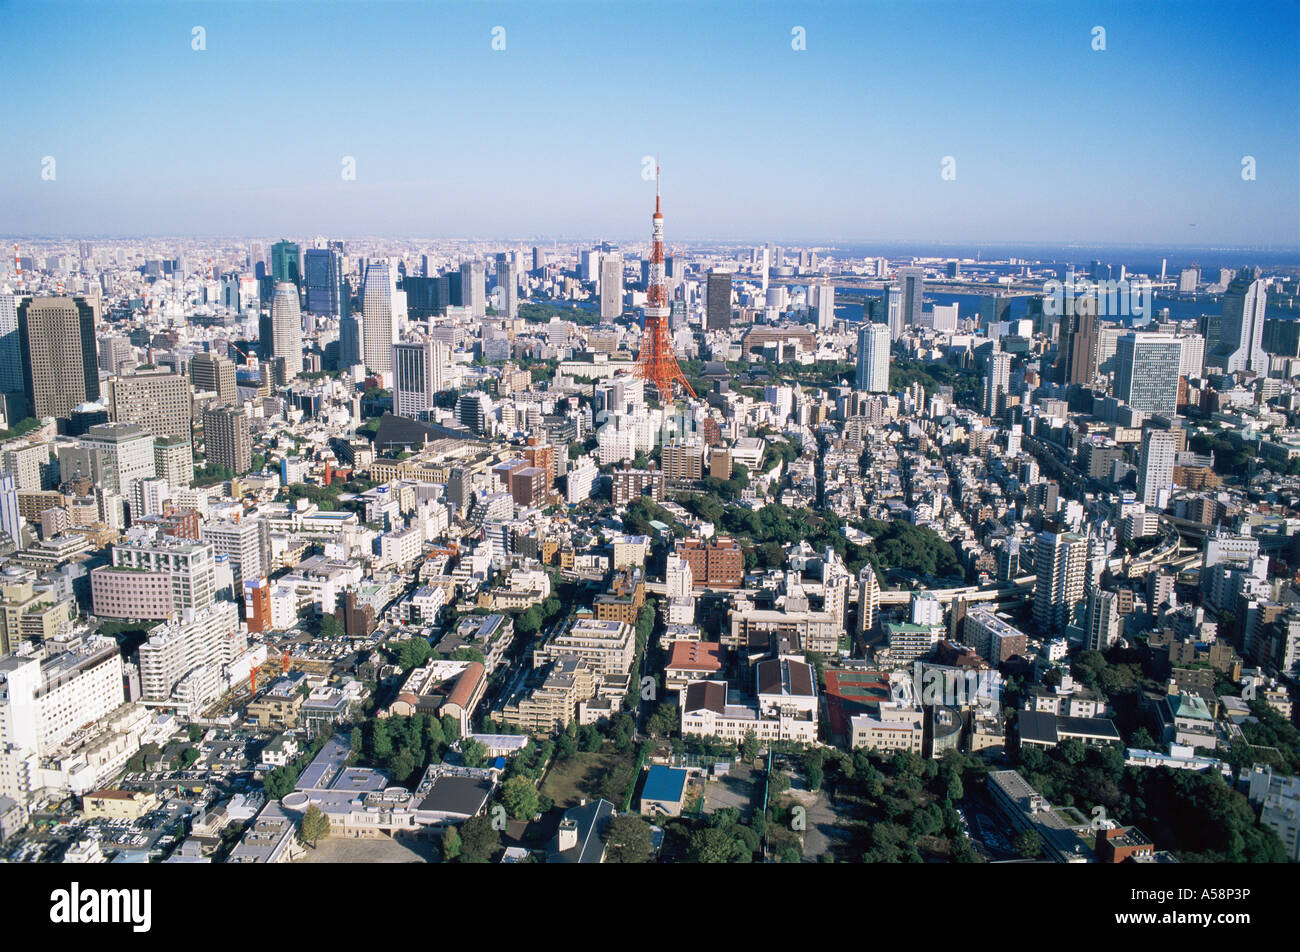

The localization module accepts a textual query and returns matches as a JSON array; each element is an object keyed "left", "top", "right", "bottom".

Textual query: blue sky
[{"left": 1, "top": 0, "right": 1297, "bottom": 245}]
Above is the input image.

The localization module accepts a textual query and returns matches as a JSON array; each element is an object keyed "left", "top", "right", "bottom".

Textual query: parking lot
[{"left": 702, "top": 763, "right": 759, "bottom": 819}]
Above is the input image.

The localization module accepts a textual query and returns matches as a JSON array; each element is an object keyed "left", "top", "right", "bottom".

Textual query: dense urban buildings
[{"left": 0, "top": 4, "right": 1294, "bottom": 885}]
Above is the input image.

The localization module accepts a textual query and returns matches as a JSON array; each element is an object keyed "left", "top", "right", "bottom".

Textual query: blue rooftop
[{"left": 641, "top": 765, "right": 688, "bottom": 804}]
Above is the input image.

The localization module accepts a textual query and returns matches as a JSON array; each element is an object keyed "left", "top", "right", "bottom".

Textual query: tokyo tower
[{"left": 634, "top": 166, "right": 696, "bottom": 400}]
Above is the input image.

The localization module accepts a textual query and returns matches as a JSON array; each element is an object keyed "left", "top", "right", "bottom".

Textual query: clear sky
[{"left": 2, "top": 0, "right": 1297, "bottom": 246}]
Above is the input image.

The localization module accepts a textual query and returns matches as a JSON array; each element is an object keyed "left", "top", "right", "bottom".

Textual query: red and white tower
[{"left": 634, "top": 166, "right": 695, "bottom": 400}]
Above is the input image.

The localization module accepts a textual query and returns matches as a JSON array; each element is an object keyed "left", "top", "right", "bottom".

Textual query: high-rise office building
[
  {"left": 1114, "top": 332, "right": 1182, "bottom": 417},
  {"left": 856, "top": 322, "right": 891, "bottom": 392},
  {"left": 270, "top": 240, "right": 300, "bottom": 287},
  {"left": 706, "top": 271, "right": 732, "bottom": 331},
  {"left": 882, "top": 285, "right": 904, "bottom": 341},
  {"left": 392, "top": 339, "right": 450, "bottom": 420},
  {"left": 1033, "top": 528, "right": 1088, "bottom": 634},
  {"left": 362, "top": 259, "right": 398, "bottom": 377},
  {"left": 982, "top": 350, "right": 1012, "bottom": 417},
  {"left": 815, "top": 281, "right": 835, "bottom": 332},
  {"left": 339, "top": 311, "right": 363, "bottom": 369},
  {"left": 1263, "top": 318, "right": 1300, "bottom": 359},
  {"left": 496, "top": 256, "right": 518, "bottom": 320},
  {"left": 600, "top": 254, "right": 623, "bottom": 320},
  {"left": 1209, "top": 267, "right": 1268, "bottom": 374},
  {"left": 78, "top": 422, "right": 155, "bottom": 494},
  {"left": 1060, "top": 298, "right": 1099, "bottom": 386},
  {"left": 460, "top": 260, "right": 486, "bottom": 319},
  {"left": 17, "top": 295, "right": 100, "bottom": 422},
  {"left": 898, "top": 267, "right": 925, "bottom": 328},
  {"left": 0, "top": 286, "right": 24, "bottom": 406},
  {"left": 304, "top": 242, "right": 345, "bottom": 316},
  {"left": 202, "top": 405, "right": 252, "bottom": 475},
  {"left": 1138, "top": 428, "right": 1178, "bottom": 509},
  {"left": 190, "top": 351, "right": 237, "bottom": 406},
  {"left": 104, "top": 370, "right": 192, "bottom": 439},
  {"left": 270, "top": 281, "right": 303, "bottom": 379}
]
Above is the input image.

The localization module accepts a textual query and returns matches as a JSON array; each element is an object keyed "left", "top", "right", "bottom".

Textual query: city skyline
[{"left": 1, "top": 0, "right": 1297, "bottom": 245}]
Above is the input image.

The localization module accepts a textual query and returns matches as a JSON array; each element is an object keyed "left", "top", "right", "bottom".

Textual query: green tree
[
  {"left": 298, "top": 804, "right": 331, "bottom": 848},
  {"left": 602, "top": 814, "right": 654, "bottom": 863},
  {"left": 646, "top": 702, "right": 679, "bottom": 737},
  {"left": 460, "top": 737, "right": 487, "bottom": 768},
  {"left": 501, "top": 775, "right": 540, "bottom": 820},
  {"left": 394, "top": 637, "right": 432, "bottom": 671},
  {"left": 1013, "top": 830, "right": 1042, "bottom": 859},
  {"left": 688, "top": 826, "right": 741, "bottom": 863},
  {"left": 458, "top": 814, "right": 501, "bottom": 863},
  {"left": 441, "top": 825, "right": 462, "bottom": 861},
  {"left": 769, "top": 769, "right": 790, "bottom": 797},
  {"left": 741, "top": 731, "right": 759, "bottom": 761},
  {"left": 441, "top": 715, "right": 461, "bottom": 743},
  {"left": 516, "top": 606, "right": 544, "bottom": 636},
  {"left": 1128, "top": 727, "right": 1157, "bottom": 750},
  {"left": 319, "top": 613, "right": 344, "bottom": 639}
]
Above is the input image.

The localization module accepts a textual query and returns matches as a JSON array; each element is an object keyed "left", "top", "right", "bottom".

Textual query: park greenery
[{"left": 1015, "top": 739, "right": 1285, "bottom": 862}]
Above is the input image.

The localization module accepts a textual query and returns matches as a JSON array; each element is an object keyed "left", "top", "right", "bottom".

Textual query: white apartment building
[
  {"left": 137, "top": 601, "right": 245, "bottom": 708},
  {"left": 0, "top": 636, "right": 138, "bottom": 805}
]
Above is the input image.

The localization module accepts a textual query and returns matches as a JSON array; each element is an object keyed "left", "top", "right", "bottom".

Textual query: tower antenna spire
[{"left": 635, "top": 161, "right": 695, "bottom": 400}]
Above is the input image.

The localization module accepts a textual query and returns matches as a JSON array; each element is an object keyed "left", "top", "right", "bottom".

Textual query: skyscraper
[
  {"left": 1060, "top": 296, "right": 1099, "bottom": 386},
  {"left": 706, "top": 271, "right": 732, "bottom": 331},
  {"left": 17, "top": 295, "right": 100, "bottom": 422},
  {"left": 1114, "top": 332, "right": 1182, "bottom": 417},
  {"left": 270, "top": 240, "right": 300, "bottom": 288},
  {"left": 856, "top": 322, "right": 891, "bottom": 392},
  {"left": 496, "top": 255, "right": 518, "bottom": 320},
  {"left": 600, "top": 253, "right": 623, "bottom": 320},
  {"left": 270, "top": 281, "right": 303, "bottom": 379},
  {"left": 898, "top": 266, "right": 925, "bottom": 328},
  {"left": 856, "top": 566, "right": 880, "bottom": 639},
  {"left": 304, "top": 242, "right": 345, "bottom": 316},
  {"left": 815, "top": 281, "right": 835, "bottom": 332},
  {"left": 0, "top": 286, "right": 23, "bottom": 402},
  {"left": 392, "top": 339, "right": 449, "bottom": 420},
  {"left": 883, "top": 285, "right": 904, "bottom": 341},
  {"left": 362, "top": 258, "right": 398, "bottom": 377},
  {"left": 1138, "top": 428, "right": 1177, "bottom": 509},
  {"left": 982, "top": 350, "right": 1011, "bottom": 417},
  {"left": 202, "top": 405, "right": 252, "bottom": 475},
  {"left": 190, "top": 351, "right": 237, "bottom": 406},
  {"left": 460, "top": 260, "right": 486, "bottom": 319},
  {"left": 1209, "top": 267, "right": 1268, "bottom": 374},
  {"left": 1085, "top": 589, "right": 1121, "bottom": 652},
  {"left": 339, "top": 311, "right": 363, "bottom": 369},
  {"left": 1034, "top": 527, "right": 1088, "bottom": 634}
]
